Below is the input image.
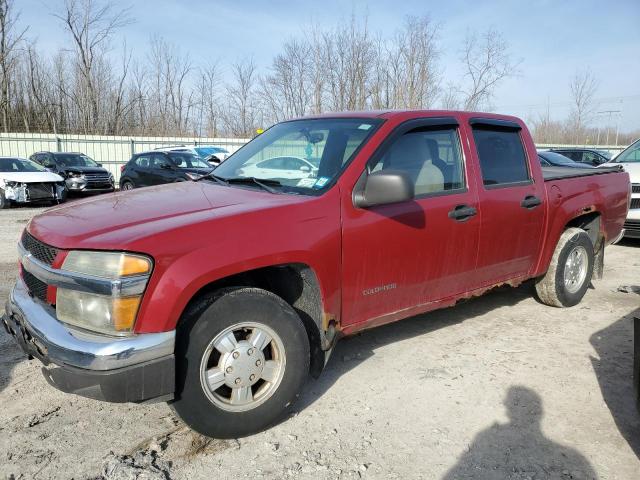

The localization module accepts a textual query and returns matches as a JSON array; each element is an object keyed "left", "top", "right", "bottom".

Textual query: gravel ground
[{"left": 0, "top": 205, "right": 639, "bottom": 480}]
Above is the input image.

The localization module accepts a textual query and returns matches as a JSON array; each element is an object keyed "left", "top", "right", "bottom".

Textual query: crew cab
[{"left": 3, "top": 111, "right": 629, "bottom": 439}]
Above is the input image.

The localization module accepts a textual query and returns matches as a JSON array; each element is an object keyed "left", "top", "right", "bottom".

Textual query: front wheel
[
  {"left": 535, "top": 228, "right": 594, "bottom": 307},
  {"left": 0, "top": 189, "right": 11, "bottom": 209},
  {"left": 171, "top": 288, "right": 310, "bottom": 438},
  {"left": 121, "top": 180, "right": 134, "bottom": 191}
]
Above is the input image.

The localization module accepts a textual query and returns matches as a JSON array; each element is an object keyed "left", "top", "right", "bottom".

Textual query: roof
[{"left": 291, "top": 109, "right": 524, "bottom": 125}]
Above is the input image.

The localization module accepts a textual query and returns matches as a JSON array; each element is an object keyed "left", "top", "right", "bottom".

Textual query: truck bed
[{"left": 542, "top": 165, "right": 623, "bottom": 181}]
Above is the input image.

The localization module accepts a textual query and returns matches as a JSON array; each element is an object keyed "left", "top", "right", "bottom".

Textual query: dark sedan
[
  {"left": 549, "top": 148, "right": 611, "bottom": 166},
  {"left": 538, "top": 150, "right": 595, "bottom": 169},
  {"left": 119, "top": 150, "right": 213, "bottom": 190}
]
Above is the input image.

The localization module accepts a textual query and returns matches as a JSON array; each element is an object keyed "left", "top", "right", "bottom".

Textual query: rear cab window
[{"left": 471, "top": 120, "right": 531, "bottom": 187}]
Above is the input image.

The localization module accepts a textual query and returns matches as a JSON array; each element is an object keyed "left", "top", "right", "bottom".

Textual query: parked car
[
  {"left": 29, "top": 151, "right": 115, "bottom": 194},
  {"left": 3, "top": 111, "right": 629, "bottom": 439},
  {"left": 538, "top": 150, "right": 595, "bottom": 168},
  {"left": 156, "top": 145, "right": 232, "bottom": 167},
  {"left": 119, "top": 149, "right": 214, "bottom": 189},
  {"left": 599, "top": 138, "right": 640, "bottom": 238},
  {"left": 0, "top": 157, "right": 66, "bottom": 208},
  {"left": 239, "top": 156, "right": 319, "bottom": 181},
  {"left": 548, "top": 148, "right": 611, "bottom": 166}
]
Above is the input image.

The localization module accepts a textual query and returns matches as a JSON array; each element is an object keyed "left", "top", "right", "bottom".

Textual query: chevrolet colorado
[{"left": 2, "top": 111, "right": 630, "bottom": 438}]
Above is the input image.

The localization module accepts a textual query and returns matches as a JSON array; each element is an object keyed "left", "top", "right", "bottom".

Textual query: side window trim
[
  {"left": 363, "top": 117, "right": 468, "bottom": 199},
  {"left": 471, "top": 125, "right": 533, "bottom": 190}
]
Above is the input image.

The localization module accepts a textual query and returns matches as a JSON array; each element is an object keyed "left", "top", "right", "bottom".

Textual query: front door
[
  {"left": 149, "top": 154, "right": 177, "bottom": 185},
  {"left": 341, "top": 119, "right": 481, "bottom": 328}
]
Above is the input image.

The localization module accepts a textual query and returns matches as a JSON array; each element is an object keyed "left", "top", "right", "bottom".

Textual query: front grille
[
  {"left": 632, "top": 184, "right": 640, "bottom": 194},
  {"left": 22, "top": 270, "right": 48, "bottom": 302},
  {"left": 631, "top": 198, "right": 640, "bottom": 210},
  {"left": 624, "top": 220, "right": 640, "bottom": 233},
  {"left": 21, "top": 231, "right": 59, "bottom": 266},
  {"left": 26, "top": 182, "right": 55, "bottom": 200},
  {"left": 84, "top": 172, "right": 111, "bottom": 184}
]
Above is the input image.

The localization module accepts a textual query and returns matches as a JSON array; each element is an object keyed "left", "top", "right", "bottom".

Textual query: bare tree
[
  {"left": 261, "top": 38, "right": 313, "bottom": 123},
  {"left": 197, "top": 62, "right": 222, "bottom": 137},
  {"left": 568, "top": 69, "right": 598, "bottom": 142},
  {"left": 54, "top": 0, "right": 131, "bottom": 133},
  {"left": 0, "top": 0, "right": 27, "bottom": 132},
  {"left": 458, "top": 28, "right": 519, "bottom": 110},
  {"left": 223, "top": 58, "right": 259, "bottom": 137}
]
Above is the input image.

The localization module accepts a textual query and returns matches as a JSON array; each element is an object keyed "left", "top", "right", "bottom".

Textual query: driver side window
[{"left": 370, "top": 127, "right": 465, "bottom": 196}]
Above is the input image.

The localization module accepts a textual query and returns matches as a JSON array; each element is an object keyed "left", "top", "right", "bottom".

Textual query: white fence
[
  {"left": 0, "top": 132, "right": 629, "bottom": 183},
  {"left": 0, "top": 133, "right": 250, "bottom": 182}
]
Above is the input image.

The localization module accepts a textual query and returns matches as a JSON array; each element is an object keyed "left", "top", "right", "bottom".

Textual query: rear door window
[{"left": 472, "top": 128, "right": 530, "bottom": 186}]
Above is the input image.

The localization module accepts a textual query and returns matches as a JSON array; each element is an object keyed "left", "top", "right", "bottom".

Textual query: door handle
[
  {"left": 448, "top": 204, "right": 477, "bottom": 221},
  {"left": 521, "top": 195, "right": 542, "bottom": 209}
]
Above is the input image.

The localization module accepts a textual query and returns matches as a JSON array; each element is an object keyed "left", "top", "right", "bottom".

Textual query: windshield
[
  {"left": 195, "top": 147, "right": 227, "bottom": 158},
  {"left": 212, "top": 118, "right": 381, "bottom": 193},
  {"left": 0, "top": 157, "right": 47, "bottom": 173},
  {"left": 168, "top": 152, "right": 212, "bottom": 169},
  {"left": 614, "top": 139, "right": 640, "bottom": 163},
  {"left": 54, "top": 153, "right": 99, "bottom": 167}
]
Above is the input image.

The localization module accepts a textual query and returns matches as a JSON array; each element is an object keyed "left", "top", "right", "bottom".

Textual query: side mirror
[
  {"left": 96, "top": 163, "right": 102, "bottom": 167},
  {"left": 353, "top": 170, "right": 414, "bottom": 208},
  {"left": 300, "top": 165, "right": 311, "bottom": 173},
  {"left": 160, "top": 163, "right": 173, "bottom": 170}
]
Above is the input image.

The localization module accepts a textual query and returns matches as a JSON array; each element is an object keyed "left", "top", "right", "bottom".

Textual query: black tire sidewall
[
  {"left": 554, "top": 232, "right": 594, "bottom": 307},
  {"left": 122, "top": 180, "right": 134, "bottom": 190},
  {"left": 172, "top": 288, "right": 310, "bottom": 438},
  {"left": 0, "top": 188, "right": 9, "bottom": 209}
]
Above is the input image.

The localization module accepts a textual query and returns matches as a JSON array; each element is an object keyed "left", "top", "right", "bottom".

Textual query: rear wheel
[
  {"left": 121, "top": 180, "right": 134, "bottom": 190},
  {"left": 535, "top": 228, "right": 594, "bottom": 307},
  {"left": 171, "top": 288, "right": 310, "bottom": 438}
]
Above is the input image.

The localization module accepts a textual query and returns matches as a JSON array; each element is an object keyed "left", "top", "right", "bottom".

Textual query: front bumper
[{"left": 2, "top": 278, "right": 175, "bottom": 403}]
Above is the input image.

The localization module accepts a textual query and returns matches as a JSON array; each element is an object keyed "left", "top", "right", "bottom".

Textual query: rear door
[
  {"left": 468, "top": 119, "right": 545, "bottom": 285},
  {"left": 341, "top": 118, "right": 481, "bottom": 327},
  {"left": 131, "top": 155, "right": 152, "bottom": 187}
]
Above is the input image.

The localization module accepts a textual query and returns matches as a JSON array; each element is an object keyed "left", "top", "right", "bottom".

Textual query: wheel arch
[
  {"left": 178, "top": 262, "right": 333, "bottom": 378},
  {"left": 564, "top": 211, "right": 604, "bottom": 279}
]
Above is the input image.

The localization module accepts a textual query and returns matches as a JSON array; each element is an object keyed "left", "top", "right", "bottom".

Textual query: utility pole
[{"left": 596, "top": 110, "right": 622, "bottom": 145}]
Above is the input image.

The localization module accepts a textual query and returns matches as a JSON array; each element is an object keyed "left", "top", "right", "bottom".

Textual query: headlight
[
  {"left": 67, "top": 172, "right": 84, "bottom": 178},
  {"left": 5, "top": 180, "right": 19, "bottom": 187},
  {"left": 56, "top": 251, "right": 153, "bottom": 335},
  {"left": 185, "top": 172, "right": 203, "bottom": 181}
]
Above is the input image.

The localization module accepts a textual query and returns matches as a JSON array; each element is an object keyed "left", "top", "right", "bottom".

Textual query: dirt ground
[{"left": 0, "top": 205, "right": 639, "bottom": 480}]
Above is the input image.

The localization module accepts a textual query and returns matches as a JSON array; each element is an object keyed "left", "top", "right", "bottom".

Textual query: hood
[
  {"left": 27, "top": 181, "right": 304, "bottom": 250},
  {"left": 0, "top": 171, "right": 64, "bottom": 183},
  {"left": 57, "top": 165, "right": 109, "bottom": 174},
  {"left": 600, "top": 162, "right": 640, "bottom": 182}
]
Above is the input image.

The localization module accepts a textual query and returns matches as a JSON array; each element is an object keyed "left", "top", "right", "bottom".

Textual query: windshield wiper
[
  {"left": 225, "top": 176, "right": 281, "bottom": 194},
  {"left": 195, "top": 172, "right": 228, "bottom": 186}
]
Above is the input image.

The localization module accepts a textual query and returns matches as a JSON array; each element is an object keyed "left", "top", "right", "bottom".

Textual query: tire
[
  {"left": 171, "top": 287, "right": 310, "bottom": 438},
  {"left": 121, "top": 180, "right": 134, "bottom": 191},
  {"left": 535, "top": 228, "right": 594, "bottom": 307},
  {"left": 0, "top": 188, "right": 10, "bottom": 209}
]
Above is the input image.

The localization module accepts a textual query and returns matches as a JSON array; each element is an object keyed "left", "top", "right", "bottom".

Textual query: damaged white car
[{"left": 0, "top": 157, "right": 67, "bottom": 209}]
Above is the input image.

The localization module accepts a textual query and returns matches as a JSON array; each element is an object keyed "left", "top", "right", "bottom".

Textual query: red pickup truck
[{"left": 3, "top": 111, "right": 630, "bottom": 438}]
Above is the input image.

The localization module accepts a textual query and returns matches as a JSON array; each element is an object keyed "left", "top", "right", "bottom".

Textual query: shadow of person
[{"left": 442, "top": 386, "right": 598, "bottom": 480}]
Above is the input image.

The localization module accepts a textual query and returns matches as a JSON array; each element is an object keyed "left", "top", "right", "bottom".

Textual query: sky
[{"left": 17, "top": 0, "right": 640, "bottom": 135}]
